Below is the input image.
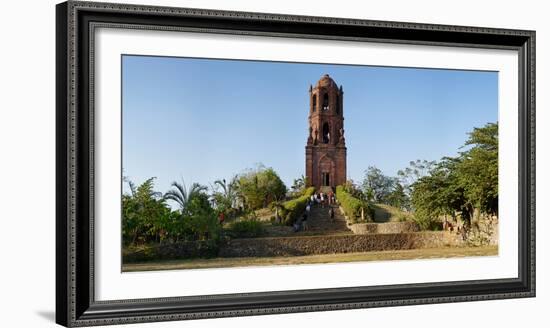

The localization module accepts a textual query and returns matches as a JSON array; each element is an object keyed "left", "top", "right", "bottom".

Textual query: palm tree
[
  {"left": 270, "top": 200, "right": 285, "bottom": 224},
  {"left": 164, "top": 180, "right": 207, "bottom": 214},
  {"left": 291, "top": 174, "right": 308, "bottom": 195},
  {"left": 213, "top": 175, "right": 239, "bottom": 209}
]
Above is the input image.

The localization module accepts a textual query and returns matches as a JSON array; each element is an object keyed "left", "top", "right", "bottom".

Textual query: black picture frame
[{"left": 56, "top": 1, "right": 536, "bottom": 326}]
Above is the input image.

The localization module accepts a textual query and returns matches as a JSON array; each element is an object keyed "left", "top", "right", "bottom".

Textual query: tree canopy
[
  {"left": 410, "top": 122, "right": 498, "bottom": 227},
  {"left": 237, "top": 164, "right": 287, "bottom": 210}
]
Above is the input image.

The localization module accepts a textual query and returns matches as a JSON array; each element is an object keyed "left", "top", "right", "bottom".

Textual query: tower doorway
[{"left": 322, "top": 172, "right": 330, "bottom": 186}]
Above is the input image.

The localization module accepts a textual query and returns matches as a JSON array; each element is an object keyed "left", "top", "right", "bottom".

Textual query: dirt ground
[{"left": 123, "top": 245, "right": 498, "bottom": 272}]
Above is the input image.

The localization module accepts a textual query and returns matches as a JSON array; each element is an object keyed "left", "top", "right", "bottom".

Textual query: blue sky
[{"left": 122, "top": 55, "right": 498, "bottom": 194}]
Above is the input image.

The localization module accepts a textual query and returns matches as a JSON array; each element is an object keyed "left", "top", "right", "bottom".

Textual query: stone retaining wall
[
  {"left": 339, "top": 205, "right": 420, "bottom": 234},
  {"left": 123, "top": 240, "right": 218, "bottom": 263},
  {"left": 349, "top": 221, "right": 420, "bottom": 234},
  {"left": 218, "top": 232, "right": 464, "bottom": 258}
]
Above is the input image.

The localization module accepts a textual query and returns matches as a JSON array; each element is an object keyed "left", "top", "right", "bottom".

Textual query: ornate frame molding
[{"left": 56, "top": 1, "right": 535, "bottom": 326}]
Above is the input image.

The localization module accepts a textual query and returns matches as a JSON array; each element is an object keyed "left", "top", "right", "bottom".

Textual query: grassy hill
[{"left": 371, "top": 203, "right": 414, "bottom": 223}]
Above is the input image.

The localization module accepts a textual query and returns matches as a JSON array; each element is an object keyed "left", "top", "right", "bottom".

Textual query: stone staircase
[
  {"left": 302, "top": 204, "right": 350, "bottom": 234},
  {"left": 318, "top": 186, "right": 334, "bottom": 195}
]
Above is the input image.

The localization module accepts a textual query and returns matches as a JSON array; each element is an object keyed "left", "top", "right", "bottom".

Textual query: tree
[
  {"left": 237, "top": 164, "right": 287, "bottom": 210},
  {"left": 122, "top": 177, "right": 169, "bottom": 245},
  {"left": 290, "top": 175, "right": 308, "bottom": 195},
  {"left": 397, "top": 159, "right": 436, "bottom": 203},
  {"left": 410, "top": 158, "right": 466, "bottom": 229},
  {"left": 183, "top": 191, "right": 220, "bottom": 241},
  {"left": 386, "top": 182, "right": 408, "bottom": 210},
  {"left": 342, "top": 179, "right": 366, "bottom": 200},
  {"left": 164, "top": 179, "right": 221, "bottom": 242},
  {"left": 409, "top": 122, "right": 498, "bottom": 229},
  {"left": 263, "top": 168, "right": 288, "bottom": 203},
  {"left": 270, "top": 200, "right": 285, "bottom": 223},
  {"left": 362, "top": 166, "right": 395, "bottom": 203},
  {"left": 211, "top": 175, "right": 240, "bottom": 215},
  {"left": 164, "top": 180, "right": 208, "bottom": 215},
  {"left": 456, "top": 122, "right": 498, "bottom": 218}
]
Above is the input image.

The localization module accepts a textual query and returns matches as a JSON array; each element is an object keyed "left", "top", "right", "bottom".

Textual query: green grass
[
  {"left": 123, "top": 245, "right": 497, "bottom": 272},
  {"left": 372, "top": 203, "right": 414, "bottom": 223}
]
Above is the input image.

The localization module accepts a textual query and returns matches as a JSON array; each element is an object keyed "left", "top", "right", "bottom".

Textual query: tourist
[
  {"left": 329, "top": 206, "right": 334, "bottom": 221},
  {"left": 310, "top": 194, "right": 315, "bottom": 204},
  {"left": 306, "top": 203, "right": 311, "bottom": 215},
  {"left": 320, "top": 192, "right": 325, "bottom": 208},
  {"left": 293, "top": 221, "right": 300, "bottom": 232},
  {"left": 302, "top": 212, "right": 309, "bottom": 231}
]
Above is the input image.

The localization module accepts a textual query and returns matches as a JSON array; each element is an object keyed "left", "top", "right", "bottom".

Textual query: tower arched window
[
  {"left": 322, "top": 93, "right": 329, "bottom": 111},
  {"left": 322, "top": 122, "right": 330, "bottom": 144},
  {"left": 336, "top": 94, "right": 340, "bottom": 114},
  {"left": 312, "top": 94, "right": 317, "bottom": 112}
]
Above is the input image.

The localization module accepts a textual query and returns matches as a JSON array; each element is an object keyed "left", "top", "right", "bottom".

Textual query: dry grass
[
  {"left": 123, "top": 245, "right": 497, "bottom": 272},
  {"left": 372, "top": 203, "right": 414, "bottom": 223}
]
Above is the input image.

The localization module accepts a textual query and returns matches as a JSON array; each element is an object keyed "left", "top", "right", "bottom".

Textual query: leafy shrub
[
  {"left": 336, "top": 185, "right": 373, "bottom": 222},
  {"left": 409, "top": 207, "right": 442, "bottom": 231},
  {"left": 279, "top": 187, "right": 315, "bottom": 225},
  {"left": 227, "top": 219, "right": 265, "bottom": 238}
]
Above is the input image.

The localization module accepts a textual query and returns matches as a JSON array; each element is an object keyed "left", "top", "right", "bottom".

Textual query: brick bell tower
[{"left": 305, "top": 74, "right": 347, "bottom": 191}]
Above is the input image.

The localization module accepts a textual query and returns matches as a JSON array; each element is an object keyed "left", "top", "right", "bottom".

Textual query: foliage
[
  {"left": 237, "top": 164, "right": 287, "bottom": 210},
  {"left": 397, "top": 160, "right": 436, "bottom": 193},
  {"left": 280, "top": 187, "right": 315, "bottom": 225},
  {"left": 290, "top": 174, "right": 309, "bottom": 196},
  {"left": 410, "top": 122, "right": 498, "bottom": 229},
  {"left": 342, "top": 179, "right": 365, "bottom": 199},
  {"left": 226, "top": 218, "right": 266, "bottom": 238},
  {"left": 179, "top": 192, "right": 221, "bottom": 242},
  {"left": 269, "top": 199, "right": 286, "bottom": 224},
  {"left": 410, "top": 160, "right": 463, "bottom": 230},
  {"left": 164, "top": 180, "right": 208, "bottom": 215},
  {"left": 211, "top": 175, "right": 240, "bottom": 218},
  {"left": 336, "top": 185, "right": 374, "bottom": 222},
  {"left": 122, "top": 177, "right": 221, "bottom": 250},
  {"left": 122, "top": 177, "right": 170, "bottom": 245},
  {"left": 456, "top": 122, "right": 498, "bottom": 216},
  {"left": 361, "top": 166, "right": 396, "bottom": 203},
  {"left": 386, "top": 182, "right": 409, "bottom": 210}
]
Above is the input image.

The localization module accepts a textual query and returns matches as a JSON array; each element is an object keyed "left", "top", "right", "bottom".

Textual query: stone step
[{"left": 301, "top": 204, "right": 350, "bottom": 234}]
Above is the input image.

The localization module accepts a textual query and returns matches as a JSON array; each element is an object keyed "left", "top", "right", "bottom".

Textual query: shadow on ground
[{"left": 36, "top": 310, "right": 55, "bottom": 323}]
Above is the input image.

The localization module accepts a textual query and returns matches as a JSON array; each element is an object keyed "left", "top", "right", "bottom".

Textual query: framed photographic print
[{"left": 56, "top": 0, "right": 535, "bottom": 326}]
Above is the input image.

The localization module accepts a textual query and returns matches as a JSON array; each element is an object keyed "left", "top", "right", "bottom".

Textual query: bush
[
  {"left": 226, "top": 219, "right": 265, "bottom": 238},
  {"left": 280, "top": 187, "right": 315, "bottom": 225},
  {"left": 336, "top": 185, "right": 374, "bottom": 222},
  {"left": 410, "top": 209, "right": 441, "bottom": 231}
]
